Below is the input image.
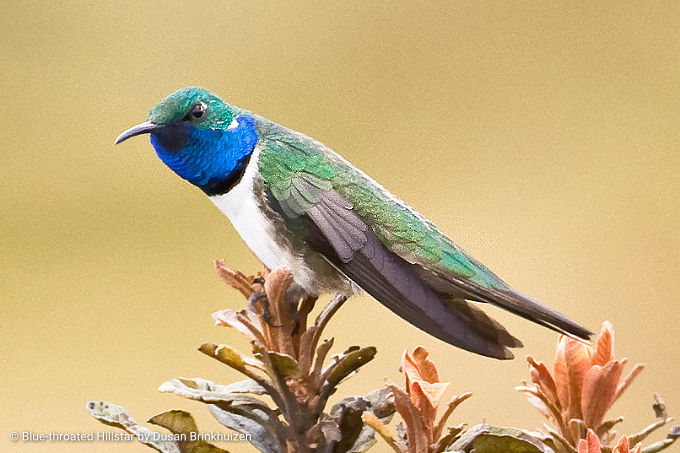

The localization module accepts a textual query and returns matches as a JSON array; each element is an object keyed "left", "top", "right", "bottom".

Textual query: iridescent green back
[{"left": 256, "top": 117, "right": 508, "bottom": 290}]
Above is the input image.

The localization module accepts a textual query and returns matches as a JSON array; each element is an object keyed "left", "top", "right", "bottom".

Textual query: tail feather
[
  {"left": 497, "top": 288, "right": 592, "bottom": 339},
  {"left": 424, "top": 269, "right": 592, "bottom": 340}
]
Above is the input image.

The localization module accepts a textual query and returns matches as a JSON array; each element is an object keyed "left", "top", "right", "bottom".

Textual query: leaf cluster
[{"left": 87, "top": 263, "right": 679, "bottom": 453}]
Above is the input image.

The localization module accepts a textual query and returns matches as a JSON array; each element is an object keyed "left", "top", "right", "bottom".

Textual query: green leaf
[
  {"left": 199, "top": 343, "right": 247, "bottom": 372},
  {"left": 148, "top": 410, "right": 199, "bottom": 434},
  {"left": 148, "top": 411, "right": 228, "bottom": 453},
  {"left": 446, "top": 424, "right": 553, "bottom": 453},
  {"left": 267, "top": 352, "right": 302, "bottom": 379},
  {"left": 324, "top": 347, "right": 377, "bottom": 387}
]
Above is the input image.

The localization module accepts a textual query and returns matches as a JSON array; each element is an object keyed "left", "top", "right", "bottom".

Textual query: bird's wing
[{"left": 257, "top": 120, "right": 590, "bottom": 351}]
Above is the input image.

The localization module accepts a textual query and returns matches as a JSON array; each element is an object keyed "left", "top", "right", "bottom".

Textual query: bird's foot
[
  {"left": 247, "top": 291, "right": 271, "bottom": 323},
  {"left": 247, "top": 291, "right": 282, "bottom": 326}
]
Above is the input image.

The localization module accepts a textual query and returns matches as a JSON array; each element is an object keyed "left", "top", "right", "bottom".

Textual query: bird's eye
[{"left": 183, "top": 102, "right": 207, "bottom": 122}]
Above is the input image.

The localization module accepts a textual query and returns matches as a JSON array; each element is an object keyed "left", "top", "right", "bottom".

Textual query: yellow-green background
[{"left": 2, "top": 2, "right": 679, "bottom": 452}]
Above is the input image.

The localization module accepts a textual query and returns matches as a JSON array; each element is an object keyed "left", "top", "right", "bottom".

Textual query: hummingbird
[{"left": 115, "top": 87, "right": 591, "bottom": 359}]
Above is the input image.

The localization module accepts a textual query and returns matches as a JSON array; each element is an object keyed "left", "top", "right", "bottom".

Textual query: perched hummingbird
[{"left": 115, "top": 87, "right": 591, "bottom": 359}]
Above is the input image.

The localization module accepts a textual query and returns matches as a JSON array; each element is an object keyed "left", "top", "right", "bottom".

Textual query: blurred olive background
[{"left": 2, "top": 2, "right": 679, "bottom": 452}]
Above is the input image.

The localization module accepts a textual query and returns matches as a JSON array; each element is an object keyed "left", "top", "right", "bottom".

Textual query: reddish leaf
[
  {"left": 554, "top": 337, "right": 570, "bottom": 410},
  {"left": 528, "top": 357, "right": 560, "bottom": 409},
  {"left": 581, "top": 361, "right": 623, "bottom": 428},
  {"left": 411, "top": 380, "right": 449, "bottom": 411},
  {"left": 592, "top": 321, "right": 614, "bottom": 367},
  {"left": 614, "top": 363, "right": 645, "bottom": 403},
  {"left": 411, "top": 346, "right": 439, "bottom": 383},
  {"left": 387, "top": 382, "right": 429, "bottom": 453},
  {"left": 578, "top": 429, "right": 601, "bottom": 453},
  {"left": 564, "top": 339, "right": 592, "bottom": 420},
  {"left": 612, "top": 435, "right": 630, "bottom": 453},
  {"left": 214, "top": 260, "right": 255, "bottom": 298},
  {"left": 410, "top": 380, "right": 448, "bottom": 440},
  {"left": 402, "top": 349, "right": 420, "bottom": 394}
]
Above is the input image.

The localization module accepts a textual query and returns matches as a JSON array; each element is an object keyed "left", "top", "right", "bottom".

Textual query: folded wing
[{"left": 257, "top": 131, "right": 591, "bottom": 359}]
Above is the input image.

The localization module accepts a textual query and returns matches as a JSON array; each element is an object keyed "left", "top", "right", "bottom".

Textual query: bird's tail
[
  {"left": 431, "top": 270, "right": 592, "bottom": 340},
  {"left": 490, "top": 287, "right": 592, "bottom": 340},
  {"left": 412, "top": 264, "right": 592, "bottom": 346}
]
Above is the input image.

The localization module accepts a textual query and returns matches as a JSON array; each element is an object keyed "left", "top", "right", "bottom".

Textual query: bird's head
[
  {"left": 115, "top": 87, "right": 258, "bottom": 195},
  {"left": 115, "top": 87, "right": 237, "bottom": 143}
]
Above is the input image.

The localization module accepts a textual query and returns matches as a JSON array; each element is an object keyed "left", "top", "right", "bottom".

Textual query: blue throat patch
[{"left": 150, "top": 114, "right": 258, "bottom": 195}]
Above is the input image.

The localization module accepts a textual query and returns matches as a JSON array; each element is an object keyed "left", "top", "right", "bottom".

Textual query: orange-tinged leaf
[
  {"left": 410, "top": 380, "right": 449, "bottom": 438},
  {"left": 402, "top": 349, "right": 420, "bottom": 393},
  {"left": 528, "top": 357, "right": 560, "bottom": 408},
  {"left": 433, "top": 392, "right": 472, "bottom": 441},
  {"left": 578, "top": 429, "right": 601, "bottom": 453},
  {"left": 214, "top": 260, "right": 254, "bottom": 298},
  {"left": 410, "top": 382, "right": 437, "bottom": 440},
  {"left": 411, "top": 346, "right": 439, "bottom": 383},
  {"left": 263, "top": 267, "right": 295, "bottom": 307},
  {"left": 612, "top": 435, "right": 630, "bottom": 453},
  {"left": 612, "top": 436, "right": 641, "bottom": 453},
  {"left": 412, "top": 381, "right": 449, "bottom": 410},
  {"left": 387, "top": 382, "right": 429, "bottom": 453},
  {"left": 565, "top": 338, "right": 592, "bottom": 420},
  {"left": 525, "top": 393, "right": 553, "bottom": 419},
  {"left": 581, "top": 361, "right": 623, "bottom": 428},
  {"left": 554, "top": 337, "right": 570, "bottom": 409},
  {"left": 614, "top": 363, "right": 645, "bottom": 403},
  {"left": 592, "top": 321, "right": 615, "bottom": 367},
  {"left": 577, "top": 437, "right": 587, "bottom": 452},
  {"left": 402, "top": 347, "right": 443, "bottom": 396}
]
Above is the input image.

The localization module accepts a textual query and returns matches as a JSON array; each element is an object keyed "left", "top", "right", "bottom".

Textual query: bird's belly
[{"left": 210, "top": 191, "right": 312, "bottom": 279}]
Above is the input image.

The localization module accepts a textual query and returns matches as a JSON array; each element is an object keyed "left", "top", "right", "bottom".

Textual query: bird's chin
[{"left": 150, "top": 123, "right": 193, "bottom": 152}]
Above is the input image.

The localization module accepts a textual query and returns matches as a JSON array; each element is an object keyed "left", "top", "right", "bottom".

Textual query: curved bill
[{"left": 114, "top": 121, "right": 160, "bottom": 144}]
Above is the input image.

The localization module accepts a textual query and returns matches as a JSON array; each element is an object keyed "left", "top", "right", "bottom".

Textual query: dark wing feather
[{"left": 306, "top": 190, "right": 367, "bottom": 263}]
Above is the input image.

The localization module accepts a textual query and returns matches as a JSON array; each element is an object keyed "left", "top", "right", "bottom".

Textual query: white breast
[{"left": 208, "top": 146, "right": 318, "bottom": 290}]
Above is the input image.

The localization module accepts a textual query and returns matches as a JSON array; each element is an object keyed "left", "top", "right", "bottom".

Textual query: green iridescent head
[{"left": 146, "top": 87, "right": 239, "bottom": 128}]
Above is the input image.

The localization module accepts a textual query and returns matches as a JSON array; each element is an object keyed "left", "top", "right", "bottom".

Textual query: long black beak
[{"left": 114, "top": 121, "right": 161, "bottom": 144}]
